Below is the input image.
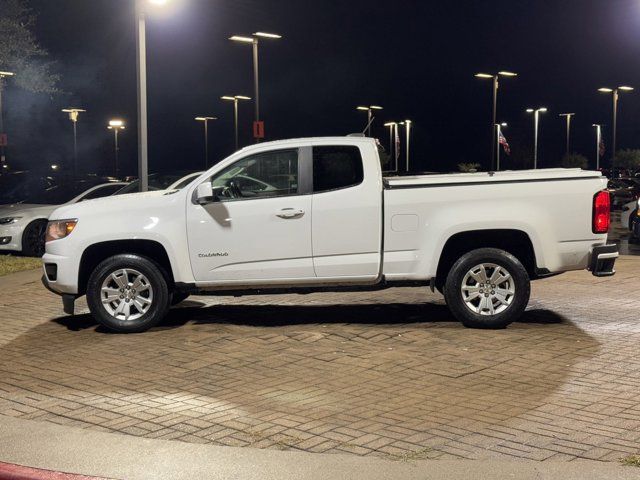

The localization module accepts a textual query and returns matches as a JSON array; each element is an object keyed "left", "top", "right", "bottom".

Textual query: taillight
[{"left": 593, "top": 190, "right": 610, "bottom": 234}]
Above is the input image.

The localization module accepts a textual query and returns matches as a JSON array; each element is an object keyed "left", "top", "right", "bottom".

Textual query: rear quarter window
[{"left": 313, "top": 146, "right": 364, "bottom": 193}]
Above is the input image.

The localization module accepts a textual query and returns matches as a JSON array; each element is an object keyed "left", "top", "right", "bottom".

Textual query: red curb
[{"left": 0, "top": 462, "right": 115, "bottom": 480}]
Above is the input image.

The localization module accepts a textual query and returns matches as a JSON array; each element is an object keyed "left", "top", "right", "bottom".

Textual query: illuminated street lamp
[
  {"left": 383, "top": 122, "right": 399, "bottom": 171},
  {"left": 229, "top": 32, "right": 282, "bottom": 142},
  {"left": 62, "top": 108, "right": 86, "bottom": 175},
  {"left": 495, "top": 122, "right": 507, "bottom": 171},
  {"left": 526, "top": 107, "right": 548, "bottom": 169},
  {"left": 592, "top": 124, "right": 604, "bottom": 170},
  {"left": 195, "top": 116, "right": 217, "bottom": 168},
  {"left": 0, "top": 71, "right": 14, "bottom": 169},
  {"left": 108, "top": 119, "right": 126, "bottom": 176},
  {"left": 221, "top": 96, "right": 251, "bottom": 151},
  {"left": 399, "top": 119, "right": 412, "bottom": 173},
  {"left": 475, "top": 71, "right": 517, "bottom": 170},
  {"left": 357, "top": 105, "right": 383, "bottom": 137},
  {"left": 559, "top": 113, "right": 575, "bottom": 156},
  {"left": 598, "top": 86, "right": 633, "bottom": 163},
  {"left": 136, "top": 0, "right": 170, "bottom": 192}
]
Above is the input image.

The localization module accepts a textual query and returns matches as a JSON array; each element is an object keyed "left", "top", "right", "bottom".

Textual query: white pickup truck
[{"left": 42, "top": 137, "right": 618, "bottom": 333}]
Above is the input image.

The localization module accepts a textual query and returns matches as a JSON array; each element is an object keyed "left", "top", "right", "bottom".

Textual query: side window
[
  {"left": 313, "top": 146, "right": 364, "bottom": 193},
  {"left": 211, "top": 149, "right": 299, "bottom": 201}
]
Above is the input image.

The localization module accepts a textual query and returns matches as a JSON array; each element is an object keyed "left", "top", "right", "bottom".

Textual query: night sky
[{"left": 3, "top": 0, "right": 640, "bottom": 175}]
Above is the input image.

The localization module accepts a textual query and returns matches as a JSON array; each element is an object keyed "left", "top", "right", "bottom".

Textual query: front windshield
[{"left": 115, "top": 173, "right": 196, "bottom": 195}]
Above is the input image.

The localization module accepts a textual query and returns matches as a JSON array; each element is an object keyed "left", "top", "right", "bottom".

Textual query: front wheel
[
  {"left": 86, "top": 254, "right": 171, "bottom": 333},
  {"left": 444, "top": 248, "right": 530, "bottom": 329}
]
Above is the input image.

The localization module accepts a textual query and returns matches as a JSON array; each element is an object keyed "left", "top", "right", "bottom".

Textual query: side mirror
[{"left": 195, "top": 183, "right": 214, "bottom": 205}]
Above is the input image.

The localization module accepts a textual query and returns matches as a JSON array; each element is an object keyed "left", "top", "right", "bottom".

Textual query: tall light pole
[
  {"left": 383, "top": 122, "right": 399, "bottom": 172},
  {"left": 229, "top": 32, "right": 282, "bottom": 143},
  {"left": 62, "top": 108, "right": 86, "bottom": 175},
  {"left": 592, "top": 124, "right": 603, "bottom": 170},
  {"left": 598, "top": 86, "right": 633, "bottom": 165},
  {"left": 559, "top": 113, "right": 575, "bottom": 156},
  {"left": 399, "top": 120, "right": 412, "bottom": 173},
  {"left": 195, "top": 116, "right": 217, "bottom": 168},
  {"left": 357, "top": 105, "right": 383, "bottom": 137},
  {"left": 221, "top": 96, "right": 251, "bottom": 151},
  {"left": 495, "top": 122, "right": 507, "bottom": 171},
  {"left": 136, "top": 0, "right": 169, "bottom": 192},
  {"left": 0, "top": 71, "right": 14, "bottom": 171},
  {"left": 108, "top": 120, "right": 125, "bottom": 176},
  {"left": 526, "top": 107, "right": 547, "bottom": 169},
  {"left": 475, "top": 71, "right": 517, "bottom": 170}
]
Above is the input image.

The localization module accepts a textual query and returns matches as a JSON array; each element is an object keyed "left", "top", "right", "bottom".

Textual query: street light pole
[
  {"left": 356, "top": 105, "right": 383, "bottom": 137},
  {"left": 383, "top": 122, "right": 398, "bottom": 172},
  {"left": 230, "top": 32, "right": 281, "bottom": 143},
  {"left": 0, "top": 71, "right": 15, "bottom": 170},
  {"left": 527, "top": 107, "right": 547, "bottom": 169},
  {"left": 136, "top": 1, "right": 149, "bottom": 192},
  {"left": 195, "top": 116, "right": 217, "bottom": 168},
  {"left": 593, "top": 124, "right": 603, "bottom": 170},
  {"left": 62, "top": 108, "right": 86, "bottom": 175},
  {"left": 399, "top": 120, "right": 412, "bottom": 172},
  {"left": 559, "top": 113, "right": 575, "bottom": 155},
  {"left": 475, "top": 71, "right": 517, "bottom": 170},
  {"left": 108, "top": 120, "right": 125, "bottom": 176},
  {"left": 222, "top": 96, "right": 251, "bottom": 151},
  {"left": 599, "top": 86, "right": 633, "bottom": 165}
]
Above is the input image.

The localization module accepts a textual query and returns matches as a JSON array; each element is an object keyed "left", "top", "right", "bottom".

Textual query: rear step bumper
[{"left": 590, "top": 244, "right": 618, "bottom": 277}]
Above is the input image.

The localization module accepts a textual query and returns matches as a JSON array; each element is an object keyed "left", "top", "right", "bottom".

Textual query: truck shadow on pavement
[{"left": 52, "top": 301, "right": 565, "bottom": 332}]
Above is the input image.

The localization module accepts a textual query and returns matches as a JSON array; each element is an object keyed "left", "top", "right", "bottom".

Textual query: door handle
[{"left": 276, "top": 208, "right": 305, "bottom": 219}]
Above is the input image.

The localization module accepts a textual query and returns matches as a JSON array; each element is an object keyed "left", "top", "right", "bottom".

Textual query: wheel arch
[
  {"left": 435, "top": 229, "right": 537, "bottom": 286},
  {"left": 78, "top": 239, "right": 174, "bottom": 296}
]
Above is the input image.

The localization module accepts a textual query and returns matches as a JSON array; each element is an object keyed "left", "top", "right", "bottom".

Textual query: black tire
[
  {"left": 22, "top": 220, "right": 47, "bottom": 257},
  {"left": 444, "top": 248, "right": 530, "bottom": 329},
  {"left": 86, "top": 254, "right": 171, "bottom": 333},
  {"left": 171, "top": 292, "right": 190, "bottom": 306}
]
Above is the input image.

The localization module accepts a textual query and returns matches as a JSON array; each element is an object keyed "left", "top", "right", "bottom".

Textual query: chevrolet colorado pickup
[{"left": 42, "top": 137, "right": 618, "bottom": 332}]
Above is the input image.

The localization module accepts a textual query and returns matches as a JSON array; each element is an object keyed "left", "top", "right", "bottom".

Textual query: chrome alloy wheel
[
  {"left": 100, "top": 268, "right": 153, "bottom": 321},
  {"left": 461, "top": 263, "right": 515, "bottom": 316}
]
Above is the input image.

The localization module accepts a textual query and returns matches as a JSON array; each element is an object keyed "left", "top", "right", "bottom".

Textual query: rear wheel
[
  {"left": 86, "top": 254, "right": 170, "bottom": 333},
  {"left": 22, "top": 220, "right": 47, "bottom": 257},
  {"left": 444, "top": 248, "right": 530, "bottom": 329}
]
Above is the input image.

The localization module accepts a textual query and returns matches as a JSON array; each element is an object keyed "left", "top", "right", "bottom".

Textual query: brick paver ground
[{"left": 1, "top": 257, "right": 639, "bottom": 463}]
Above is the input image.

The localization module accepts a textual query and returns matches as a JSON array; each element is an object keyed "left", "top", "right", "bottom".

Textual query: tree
[
  {"left": 0, "top": 0, "right": 60, "bottom": 94},
  {"left": 458, "top": 162, "right": 481, "bottom": 172},
  {"left": 561, "top": 153, "right": 588, "bottom": 169},
  {"left": 613, "top": 149, "right": 640, "bottom": 171}
]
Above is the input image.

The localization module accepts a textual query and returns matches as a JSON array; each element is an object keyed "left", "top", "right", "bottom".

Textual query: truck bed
[{"left": 384, "top": 168, "right": 603, "bottom": 189}]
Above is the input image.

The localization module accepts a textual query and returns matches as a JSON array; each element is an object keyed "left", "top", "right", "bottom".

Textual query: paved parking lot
[{"left": 0, "top": 257, "right": 639, "bottom": 463}]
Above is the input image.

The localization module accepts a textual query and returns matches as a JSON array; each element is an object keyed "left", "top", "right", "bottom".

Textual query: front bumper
[{"left": 589, "top": 244, "right": 618, "bottom": 277}]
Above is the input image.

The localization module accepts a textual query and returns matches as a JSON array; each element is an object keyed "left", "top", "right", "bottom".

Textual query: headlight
[
  {"left": 0, "top": 217, "right": 22, "bottom": 225},
  {"left": 46, "top": 219, "right": 78, "bottom": 242}
]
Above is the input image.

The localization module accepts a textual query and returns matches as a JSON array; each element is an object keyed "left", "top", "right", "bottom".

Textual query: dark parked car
[{"left": 607, "top": 179, "right": 639, "bottom": 210}]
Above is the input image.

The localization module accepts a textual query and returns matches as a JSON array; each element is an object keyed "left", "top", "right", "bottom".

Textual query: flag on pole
[
  {"left": 498, "top": 130, "right": 511, "bottom": 155},
  {"left": 599, "top": 139, "right": 605, "bottom": 158}
]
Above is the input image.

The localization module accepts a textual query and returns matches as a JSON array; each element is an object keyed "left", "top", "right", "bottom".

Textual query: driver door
[{"left": 187, "top": 148, "right": 315, "bottom": 283}]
